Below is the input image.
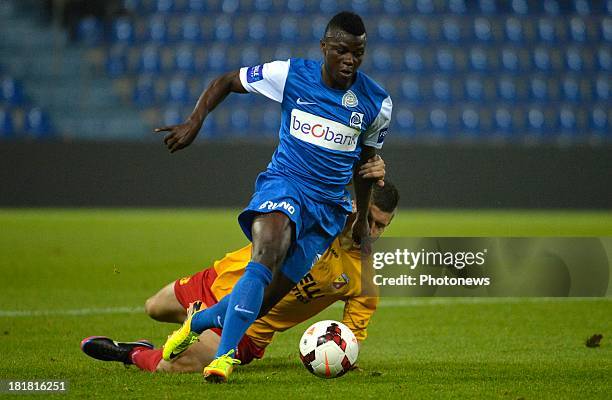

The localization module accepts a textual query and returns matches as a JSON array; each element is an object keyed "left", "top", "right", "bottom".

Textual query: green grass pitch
[{"left": 1, "top": 209, "right": 611, "bottom": 399}]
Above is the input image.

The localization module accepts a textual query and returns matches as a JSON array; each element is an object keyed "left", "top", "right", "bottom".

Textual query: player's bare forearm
[
  {"left": 154, "top": 70, "right": 247, "bottom": 153},
  {"left": 352, "top": 146, "right": 376, "bottom": 251},
  {"left": 189, "top": 71, "right": 247, "bottom": 126}
]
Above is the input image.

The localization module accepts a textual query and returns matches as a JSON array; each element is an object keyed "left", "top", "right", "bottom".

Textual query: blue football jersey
[{"left": 239, "top": 58, "right": 392, "bottom": 206}]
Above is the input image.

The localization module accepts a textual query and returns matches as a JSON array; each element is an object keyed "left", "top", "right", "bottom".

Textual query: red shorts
[{"left": 173, "top": 268, "right": 265, "bottom": 365}]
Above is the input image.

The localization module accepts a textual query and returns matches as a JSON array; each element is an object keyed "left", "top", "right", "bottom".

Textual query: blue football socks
[
  {"left": 190, "top": 295, "right": 230, "bottom": 333},
  {"left": 215, "top": 261, "right": 272, "bottom": 357}
]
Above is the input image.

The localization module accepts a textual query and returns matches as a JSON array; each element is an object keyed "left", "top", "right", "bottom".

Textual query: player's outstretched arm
[
  {"left": 352, "top": 145, "right": 377, "bottom": 253},
  {"left": 154, "top": 70, "right": 247, "bottom": 153}
]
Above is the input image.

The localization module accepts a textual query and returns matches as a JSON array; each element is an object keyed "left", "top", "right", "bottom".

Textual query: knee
[
  {"left": 144, "top": 296, "right": 161, "bottom": 320},
  {"left": 251, "top": 235, "right": 290, "bottom": 270}
]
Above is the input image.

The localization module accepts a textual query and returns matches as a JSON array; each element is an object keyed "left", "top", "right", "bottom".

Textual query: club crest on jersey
[
  {"left": 350, "top": 112, "right": 364, "bottom": 130},
  {"left": 246, "top": 65, "right": 263, "bottom": 83},
  {"left": 342, "top": 90, "right": 358, "bottom": 108},
  {"left": 332, "top": 273, "right": 349, "bottom": 289}
]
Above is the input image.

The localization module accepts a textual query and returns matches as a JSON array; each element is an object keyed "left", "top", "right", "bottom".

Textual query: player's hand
[
  {"left": 358, "top": 155, "right": 385, "bottom": 187},
  {"left": 154, "top": 118, "right": 201, "bottom": 153},
  {"left": 352, "top": 217, "right": 372, "bottom": 255}
]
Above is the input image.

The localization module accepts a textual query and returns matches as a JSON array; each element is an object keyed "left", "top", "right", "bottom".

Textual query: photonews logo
[{"left": 290, "top": 109, "right": 360, "bottom": 152}]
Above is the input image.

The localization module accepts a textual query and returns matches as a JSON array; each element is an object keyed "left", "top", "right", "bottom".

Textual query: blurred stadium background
[{"left": 0, "top": 0, "right": 610, "bottom": 208}]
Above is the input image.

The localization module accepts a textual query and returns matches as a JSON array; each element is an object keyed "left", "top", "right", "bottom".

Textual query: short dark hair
[
  {"left": 324, "top": 11, "right": 366, "bottom": 38},
  {"left": 372, "top": 180, "right": 399, "bottom": 213}
]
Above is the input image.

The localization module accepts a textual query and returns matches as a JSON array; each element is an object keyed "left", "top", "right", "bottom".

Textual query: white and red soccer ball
[{"left": 299, "top": 320, "right": 359, "bottom": 379}]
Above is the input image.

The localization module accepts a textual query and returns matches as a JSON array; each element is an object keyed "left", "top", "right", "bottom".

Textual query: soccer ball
[{"left": 299, "top": 320, "right": 359, "bottom": 379}]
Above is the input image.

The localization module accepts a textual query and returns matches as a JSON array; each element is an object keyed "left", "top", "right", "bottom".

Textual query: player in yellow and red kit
[{"left": 81, "top": 180, "right": 398, "bottom": 374}]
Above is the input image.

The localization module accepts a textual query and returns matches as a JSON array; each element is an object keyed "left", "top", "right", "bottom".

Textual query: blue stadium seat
[
  {"left": 111, "top": 17, "right": 135, "bottom": 45},
  {"left": 240, "top": 46, "right": 260, "bottom": 67},
  {"left": 24, "top": 107, "right": 53, "bottom": 138},
  {"left": 447, "top": 0, "right": 467, "bottom": 14},
  {"left": 401, "top": 77, "right": 421, "bottom": 102},
  {"left": 469, "top": 47, "right": 490, "bottom": 72},
  {"left": 415, "top": 0, "right": 435, "bottom": 14},
  {"left": 139, "top": 45, "right": 162, "bottom": 73},
  {"left": 1, "top": 77, "right": 25, "bottom": 106},
  {"left": 214, "top": 16, "right": 233, "bottom": 42},
  {"left": 404, "top": 49, "right": 425, "bottom": 73},
  {"left": 537, "top": 18, "right": 557, "bottom": 43},
  {"left": 106, "top": 46, "right": 128, "bottom": 76},
  {"left": 229, "top": 108, "right": 250, "bottom": 133},
  {"left": 460, "top": 107, "right": 481, "bottom": 134},
  {"left": 207, "top": 45, "right": 227, "bottom": 72},
  {"left": 162, "top": 107, "right": 182, "bottom": 126},
  {"left": 248, "top": 15, "right": 267, "bottom": 41},
  {"left": 220, "top": 0, "right": 239, "bottom": 14},
  {"left": 498, "top": 77, "right": 518, "bottom": 102},
  {"left": 533, "top": 48, "right": 552, "bottom": 72},
  {"left": 319, "top": 0, "right": 339, "bottom": 14},
  {"left": 181, "top": 15, "right": 203, "bottom": 42},
  {"left": 474, "top": 18, "right": 493, "bottom": 42},
  {"left": 561, "top": 76, "right": 581, "bottom": 102},
  {"left": 372, "top": 48, "right": 393, "bottom": 72},
  {"left": 187, "top": 0, "right": 207, "bottom": 13},
  {"left": 133, "top": 75, "right": 156, "bottom": 107},
  {"left": 569, "top": 17, "right": 588, "bottom": 42},
  {"left": 376, "top": 18, "right": 397, "bottom": 43},
  {"left": 565, "top": 47, "right": 584, "bottom": 72},
  {"left": 602, "top": 18, "right": 612, "bottom": 42},
  {"left": 511, "top": 0, "right": 529, "bottom": 15},
  {"left": 174, "top": 46, "right": 195, "bottom": 74},
  {"left": 558, "top": 106, "right": 578, "bottom": 134},
  {"left": 441, "top": 18, "right": 461, "bottom": 43},
  {"left": 351, "top": 0, "right": 374, "bottom": 15},
  {"left": 526, "top": 106, "right": 548, "bottom": 134},
  {"left": 286, "top": 0, "right": 307, "bottom": 14},
  {"left": 574, "top": 0, "right": 591, "bottom": 15},
  {"left": 279, "top": 16, "right": 299, "bottom": 42},
  {"left": 478, "top": 0, "right": 497, "bottom": 14},
  {"left": 432, "top": 77, "right": 452, "bottom": 102},
  {"left": 505, "top": 17, "right": 524, "bottom": 43},
  {"left": 0, "top": 107, "right": 14, "bottom": 138},
  {"left": 166, "top": 76, "right": 190, "bottom": 104},
  {"left": 262, "top": 104, "right": 280, "bottom": 134},
  {"left": 597, "top": 47, "right": 611, "bottom": 71},
  {"left": 501, "top": 48, "right": 520, "bottom": 73},
  {"left": 310, "top": 16, "right": 327, "bottom": 40},
  {"left": 435, "top": 48, "right": 455, "bottom": 72},
  {"left": 383, "top": 0, "right": 403, "bottom": 14},
  {"left": 529, "top": 77, "right": 548, "bottom": 101},
  {"left": 464, "top": 77, "right": 484, "bottom": 102},
  {"left": 408, "top": 19, "right": 429, "bottom": 43},
  {"left": 590, "top": 106, "right": 609, "bottom": 135},
  {"left": 429, "top": 108, "right": 449, "bottom": 133},
  {"left": 493, "top": 107, "right": 513, "bottom": 134},
  {"left": 395, "top": 107, "right": 416, "bottom": 134},
  {"left": 155, "top": 0, "right": 176, "bottom": 13},
  {"left": 594, "top": 76, "right": 610, "bottom": 101},
  {"left": 77, "top": 17, "right": 104, "bottom": 46},
  {"left": 543, "top": 0, "right": 560, "bottom": 15},
  {"left": 148, "top": 15, "right": 169, "bottom": 44}
]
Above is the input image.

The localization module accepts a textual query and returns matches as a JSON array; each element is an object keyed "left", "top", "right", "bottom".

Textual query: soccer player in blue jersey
[{"left": 155, "top": 11, "right": 392, "bottom": 382}]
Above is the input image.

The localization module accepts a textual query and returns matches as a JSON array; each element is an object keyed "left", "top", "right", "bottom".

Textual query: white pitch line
[
  {"left": 0, "top": 306, "right": 143, "bottom": 317},
  {"left": 1, "top": 298, "right": 609, "bottom": 318}
]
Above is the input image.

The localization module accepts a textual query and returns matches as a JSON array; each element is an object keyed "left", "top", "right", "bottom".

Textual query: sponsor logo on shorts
[
  {"left": 246, "top": 65, "right": 263, "bottom": 83},
  {"left": 179, "top": 276, "right": 191, "bottom": 285},
  {"left": 258, "top": 200, "right": 296, "bottom": 215},
  {"left": 290, "top": 109, "right": 360, "bottom": 152}
]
